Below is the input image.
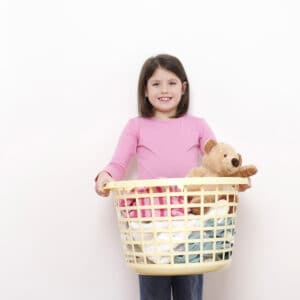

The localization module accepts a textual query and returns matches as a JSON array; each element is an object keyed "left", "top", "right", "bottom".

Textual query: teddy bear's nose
[{"left": 231, "top": 158, "right": 240, "bottom": 167}]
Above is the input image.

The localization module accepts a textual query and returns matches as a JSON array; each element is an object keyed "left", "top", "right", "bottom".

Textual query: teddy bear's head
[
  {"left": 202, "top": 139, "right": 243, "bottom": 176},
  {"left": 186, "top": 139, "right": 257, "bottom": 215}
]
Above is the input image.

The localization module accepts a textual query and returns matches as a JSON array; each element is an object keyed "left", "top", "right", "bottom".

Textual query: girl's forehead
[{"left": 149, "top": 67, "right": 179, "bottom": 81}]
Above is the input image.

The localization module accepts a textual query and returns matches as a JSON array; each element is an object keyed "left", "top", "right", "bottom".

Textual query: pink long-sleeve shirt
[{"left": 102, "top": 114, "right": 215, "bottom": 180}]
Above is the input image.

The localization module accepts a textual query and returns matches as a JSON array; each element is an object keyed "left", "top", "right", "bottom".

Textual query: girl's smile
[{"left": 158, "top": 97, "right": 172, "bottom": 101}]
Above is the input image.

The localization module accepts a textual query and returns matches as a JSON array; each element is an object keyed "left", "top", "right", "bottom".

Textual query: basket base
[{"left": 127, "top": 260, "right": 231, "bottom": 276}]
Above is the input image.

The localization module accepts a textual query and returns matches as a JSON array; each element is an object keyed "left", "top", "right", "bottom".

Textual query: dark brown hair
[{"left": 138, "top": 54, "right": 189, "bottom": 118}]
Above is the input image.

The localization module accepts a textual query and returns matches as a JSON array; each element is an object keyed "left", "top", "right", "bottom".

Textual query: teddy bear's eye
[{"left": 224, "top": 154, "right": 227, "bottom": 158}]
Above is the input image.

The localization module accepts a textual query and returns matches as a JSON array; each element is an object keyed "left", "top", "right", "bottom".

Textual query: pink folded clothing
[{"left": 119, "top": 186, "right": 187, "bottom": 218}]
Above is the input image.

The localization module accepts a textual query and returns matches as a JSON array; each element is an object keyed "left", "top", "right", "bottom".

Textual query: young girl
[{"left": 95, "top": 54, "right": 249, "bottom": 300}]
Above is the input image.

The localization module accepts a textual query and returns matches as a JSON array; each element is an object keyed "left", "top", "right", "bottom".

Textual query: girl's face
[{"left": 145, "top": 67, "right": 187, "bottom": 119}]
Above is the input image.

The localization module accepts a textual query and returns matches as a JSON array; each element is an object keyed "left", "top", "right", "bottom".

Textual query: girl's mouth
[{"left": 158, "top": 97, "right": 172, "bottom": 102}]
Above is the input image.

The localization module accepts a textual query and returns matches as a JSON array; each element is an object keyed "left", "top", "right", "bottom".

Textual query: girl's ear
[{"left": 182, "top": 81, "right": 187, "bottom": 94}]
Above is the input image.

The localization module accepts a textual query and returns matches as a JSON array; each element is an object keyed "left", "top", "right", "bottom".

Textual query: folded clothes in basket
[
  {"left": 128, "top": 201, "right": 234, "bottom": 264},
  {"left": 119, "top": 186, "right": 187, "bottom": 218},
  {"left": 173, "top": 219, "right": 233, "bottom": 264},
  {"left": 129, "top": 218, "right": 201, "bottom": 264}
]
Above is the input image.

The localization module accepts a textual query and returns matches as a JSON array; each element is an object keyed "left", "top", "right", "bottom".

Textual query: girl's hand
[
  {"left": 239, "top": 177, "right": 252, "bottom": 192},
  {"left": 95, "top": 171, "right": 113, "bottom": 197}
]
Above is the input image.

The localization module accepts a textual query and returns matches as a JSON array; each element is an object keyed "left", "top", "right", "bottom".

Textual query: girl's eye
[
  {"left": 169, "top": 82, "right": 177, "bottom": 85},
  {"left": 224, "top": 154, "right": 227, "bottom": 158},
  {"left": 152, "top": 83, "right": 159, "bottom": 86}
]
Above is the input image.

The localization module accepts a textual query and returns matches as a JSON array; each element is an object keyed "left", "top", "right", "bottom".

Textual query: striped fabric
[{"left": 119, "top": 186, "right": 187, "bottom": 218}]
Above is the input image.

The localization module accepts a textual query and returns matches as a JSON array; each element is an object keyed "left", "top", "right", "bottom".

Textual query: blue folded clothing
[{"left": 174, "top": 217, "right": 234, "bottom": 264}]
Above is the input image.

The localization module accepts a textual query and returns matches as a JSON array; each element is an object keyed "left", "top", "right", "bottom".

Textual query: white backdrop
[{"left": 1, "top": 1, "right": 299, "bottom": 299}]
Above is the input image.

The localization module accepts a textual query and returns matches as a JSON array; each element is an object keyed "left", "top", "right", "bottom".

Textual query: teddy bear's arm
[
  {"left": 237, "top": 165, "right": 257, "bottom": 177},
  {"left": 186, "top": 167, "right": 207, "bottom": 177}
]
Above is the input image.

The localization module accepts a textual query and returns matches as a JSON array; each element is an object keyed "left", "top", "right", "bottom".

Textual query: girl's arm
[{"left": 95, "top": 118, "right": 138, "bottom": 181}]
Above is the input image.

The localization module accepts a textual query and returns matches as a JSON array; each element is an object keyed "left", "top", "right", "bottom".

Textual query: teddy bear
[{"left": 186, "top": 139, "right": 257, "bottom": 215}]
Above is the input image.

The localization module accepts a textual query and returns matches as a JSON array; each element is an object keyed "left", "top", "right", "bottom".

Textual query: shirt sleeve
[
  {"left": 198, "top": 118, "right": 216, "bottom": 154},
  {"left": 103, "top": 118, "right": 138, "bottom": 180}
]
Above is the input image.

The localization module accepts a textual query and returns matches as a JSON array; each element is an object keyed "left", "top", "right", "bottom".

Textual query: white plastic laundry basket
[{"left": 106, "top": 177, "right": 248, "bottom": 275}]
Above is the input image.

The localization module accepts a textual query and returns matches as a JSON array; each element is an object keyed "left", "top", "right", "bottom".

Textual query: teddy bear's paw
[{"left": 239, "top": 165, "right": 257, "bottom": 177}]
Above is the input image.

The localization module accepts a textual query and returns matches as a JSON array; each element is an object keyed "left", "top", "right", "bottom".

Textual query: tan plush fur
[{"left": 186, "top": 139, "right": 257, "bottom": 215}]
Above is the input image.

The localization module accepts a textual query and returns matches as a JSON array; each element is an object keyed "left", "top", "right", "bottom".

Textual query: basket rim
[{"left": 105, "top": 177, "right": 248, "bottom": 190}]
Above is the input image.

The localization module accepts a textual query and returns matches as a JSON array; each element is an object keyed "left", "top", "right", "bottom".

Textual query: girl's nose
[{"left": 161, "top": 83, "right": 168, "bottom": 93}]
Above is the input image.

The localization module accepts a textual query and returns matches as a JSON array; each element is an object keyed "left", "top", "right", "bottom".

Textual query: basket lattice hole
[
  {"left": 189, "top": 242, "right": 200, "bottom": 251},
  {"left": 225, "top": 241, "right": 232, "bottom": 249},
  {"left": 159, "top": 256, "right": 170, "bottom": 262},
  {"left": 136, "top": 256, "right": 145, "bottom": 264},
  {"left": 226, "top": 229, "right": 234, "bottom": 237},
  {"left": 119, "top": 197, "right": 134, "bottom": 209},
  {"left": 224, "top": 251, "right": 232, "bottom": 260},
  {"left": 159, "top": 232, "right": 171, "bottom": 241},
  {"left": 203, "top": 242, "right": 213, "bottom": 250},
  {"left": 121, "top": 233, "right": 129, "bottom": 241},
  {"left": 204, "top": 230, "right": 214, "bottom": 238},
  {"left": 143, "top": 232, "right": 153, "bottom": 239},
  {"left": 174, "top": 256, "right": 186, "bottom": 264},
  {"left": 157, "top": 187, "right": 166, "bottom": 193},
  {"left": 217, "top": 217, "right": 226, "bottom": 224},
  {"left": 216, "top": 241, "right": 225, "bottom": 249},
  {"left": 134, "top": 244, "right": 142, "bottom": 252},
  {"left": 227, "top": 205, "right": 233, "bottom": 214},
  {"left": 227, "top": 217, "right": 233, "bottom": 225},
  {"left": 137, "top": 197, "right": 145, "bottom": 205},
  {"left": 120, "top": 221, "right": 128, "bottom": 229},
  {"left": 204, "top": 219, "right": 215, "bottom": 227},
  {"left": 216, "top": 252, "right": 224, "bottom": 261},
  {"left": 127, "top": 255, "right": 134, "bottom": 263},
  {"left": 126, "top": 244, "right": 133, "bottom": 251},
  {"left": 189, "top": 254, "right": 200, "bottom": 263},
  {"left": 216, "top": 229, "right": 225, "bottom": 238},
  {"left": 203, "top": 254, "right": 213, "bottom": 262},
  {"left": 174, "top": 244, "right": 186, "bottom": 252}
]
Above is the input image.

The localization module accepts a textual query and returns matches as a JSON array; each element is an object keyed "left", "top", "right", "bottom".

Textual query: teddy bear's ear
[
  {"left": 204, "top": 139, "right": 217, "bottom": 154},
  {"left": 238, "top": 153, "right": 243, "bottom": 165}
]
